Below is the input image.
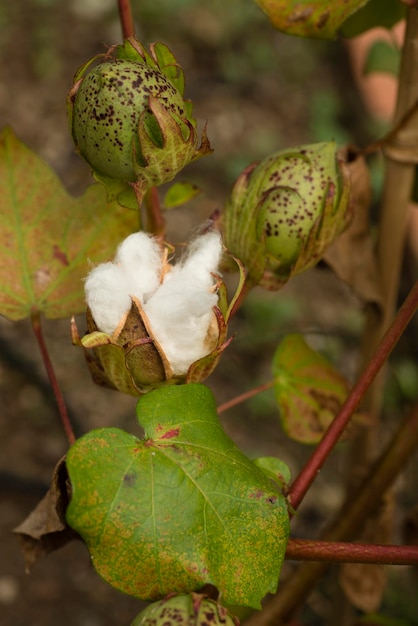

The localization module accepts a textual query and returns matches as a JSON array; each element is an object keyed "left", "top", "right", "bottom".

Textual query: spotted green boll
[
  {"left": 72, "top": 59, "right": 188, "bottom": 181},
  {"left": 68, "top": 38, "right": 212, "bottom": 205},
  {"left": 130, "top": 593, "right": 238, "bottom": 626},
  {"left": 222, "top": 141, "right": 351, "bottom": 290}
]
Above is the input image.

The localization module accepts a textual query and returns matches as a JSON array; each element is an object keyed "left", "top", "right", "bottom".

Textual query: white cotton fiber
[
  {"left": 85, "top": 229, "right": 224, "bottom": 374},
  {"left": 143, "top": 231, "right": 222, "bottom": 375},
  {"left": 114, "top": 232, "right": 162, "bottom": 303},
  {"left": 180, "top": 231, "right": 223, "bottom": 286},
  {"left": 85, "top": 262, "right": 131, "bottom": 335}
]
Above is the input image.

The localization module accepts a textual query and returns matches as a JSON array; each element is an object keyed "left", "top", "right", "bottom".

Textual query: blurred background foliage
[{"left": 0, "top": 1, "right": 417, "bottom": 625}]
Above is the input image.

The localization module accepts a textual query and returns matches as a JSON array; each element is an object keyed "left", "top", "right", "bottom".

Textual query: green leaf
[
  {"left": 363, "top": 40, "right": 401, "bottom": 77},
  {"left": 162, "top": 181, "right": 201, "bottom": 210},
  {"left": 253, "top": 456, "right": 292, "bottom": 489},
  {"left": 0, "top": 127, "right": 138, "bottom": 321},
  {"left": 66, "top": 384, "right": 289, "bottom": 608},
  {"left": 273, "top": 334, "right": 349, "bottom": 444},
  {"left": 340, "top": 0, "right": 405, "bottom": 37},
  {"left": 254, "top": 0, "right": 369, "bottom": 39},
  {"left": 152, "top": 42, "right": 186, "bottom": 96}
]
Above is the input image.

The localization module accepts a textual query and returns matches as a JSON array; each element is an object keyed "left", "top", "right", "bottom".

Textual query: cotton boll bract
[
  {"left": 115, "top": 232, "right": 163, "bottom": 303},
  {"left": 85, "top": 262, "right": 132, "bottom": 335}
]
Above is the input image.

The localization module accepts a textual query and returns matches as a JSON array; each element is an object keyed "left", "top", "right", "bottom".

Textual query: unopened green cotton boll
[
  {"left": 68, "top": 39, "right": 212, "bottom": 202},
  {"left": 222, "top": 141, "right": 351, "bottom": 290},
  {"left": 130, "top": 593, "right": 238, "bottom": 626},
  {"left": 72, "top": 59, "right": 187, "bottom": 181}
]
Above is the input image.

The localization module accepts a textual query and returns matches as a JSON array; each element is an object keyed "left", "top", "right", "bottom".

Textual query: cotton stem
[{"left": 31, "top": 311, "right": 76, "bottom": 446}]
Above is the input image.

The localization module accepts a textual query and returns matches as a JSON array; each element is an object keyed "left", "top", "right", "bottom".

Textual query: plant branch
[
  {"left": 244, "top": 402, "right": 418, "bottom": 626},
  {"left": 117, "top": 0, "right": 135, "bottom": 39},
  {"left": 287, "top": 279, "right": 418, "bottom": 512},
  {"left": 286, "top": 538, "right": 418, "bottom": 566},
  {"left": 31, "top": 312, "right": 76, "bottom": 446},
  {"left": 217, "top": 380, "right": 274, "bottom": 414},
  {"left": 144, "top": 187, "right": 166, "bottom": 238}
]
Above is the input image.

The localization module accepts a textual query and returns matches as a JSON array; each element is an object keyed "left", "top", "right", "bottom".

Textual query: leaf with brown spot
[
  {"left": 323, "top": 152, "right": 383, "bottom": 308},
  {"left": 273, "top": 334, "right": 350, "bottom": 444},
  {"left": 65, "top": 384, "right": 290, "bottom": 608},
  {"left": 253, "top": 0, "right": 369, "bottom": 39},
  {"left": 0, "top": 127, "right": 138, "bottom": 321},
  {"left": 13, "top": 457, "right": 78, "bottom": 571}
]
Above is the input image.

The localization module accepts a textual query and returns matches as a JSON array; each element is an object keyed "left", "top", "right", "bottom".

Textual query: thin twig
[
  {"left": 286, "top": 538, "right": 418, "bottom": 566},
  {"left": 245, "top": 402, "right": 418, "bottom": 625},
  {"left": 287, "top": 279, "right": 418, "bottom": 512},
  {"left": 117, "top": 0, "right": 135, "bottom": 39},
  {"left": 144, "top": 186, "right": 166, "bottom": 238},
  {"left": 217, "top": 380, "right": 274, "bottom": 414},
  {"left": 31, "top": 311, "right": 76, "bottom": 446}
]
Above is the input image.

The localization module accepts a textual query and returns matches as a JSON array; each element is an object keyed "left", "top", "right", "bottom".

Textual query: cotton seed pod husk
[
  {"left": 221, "top": 141, "right": 352, "bottom": 291},
  {"left": 68, "top": 38, "right": 212, "bottom": 206},
  {"left": 130, "top": 593, "right": 238, "bottom": 626}
]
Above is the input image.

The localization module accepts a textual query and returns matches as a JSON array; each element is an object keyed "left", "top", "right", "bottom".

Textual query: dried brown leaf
[
  {"left": 403, "top": 503, "right": 418, "bottom": 545},
  {"left": 323, "top": 152, "right": 383, "bottom": 308},
  {"left": 13, "top": 456, "right": 78, "bottom": 571},
  {"left": 339, "top": 491, "right": 394, "bottom": 612}
]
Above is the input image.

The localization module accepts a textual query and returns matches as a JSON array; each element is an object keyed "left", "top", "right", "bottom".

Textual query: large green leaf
[
  {"left": 273, "top": 334, "right": 349, "bottom": 444},
  {"left": 66, "top": 384, "right": 289, "bottom": 609},
  {"left": 254, "top": 0, "right": 369, "bottom": 39},
  {"left": 0, "top": 127, "right": 138, "bottom": 321}
]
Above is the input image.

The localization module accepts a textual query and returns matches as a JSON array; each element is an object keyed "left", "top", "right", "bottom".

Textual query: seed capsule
[
  {"left": 222, "top": 141, "right": 351, "bottom": 290},
  {"left": 68, "top": 38, "right": 212, "bottom": 204},
  {"left": 130, "top": 593, "right": 238, "bottom": 626}
]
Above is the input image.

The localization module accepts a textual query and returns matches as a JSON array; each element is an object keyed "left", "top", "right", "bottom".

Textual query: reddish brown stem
[
  {"left": 286, "top": 538, "right": 418, "bottom": 566},
  {"left": 117, "top": 0, "right": 135, "bottom": 39},
  {"left": 144, "top": 187, "right": 166, "bottom": 238},
  {"left": 217, "top": 380, "right": 274, "bottom": 414},
  {"left": 288, "top": 279, "right": 418, "bottom": 511},
  {"left": 245, "top": 403, "right": 418, "bottom": 626},
  {"left": 31, "top": 312, "right": 76, "bottom": 446}
]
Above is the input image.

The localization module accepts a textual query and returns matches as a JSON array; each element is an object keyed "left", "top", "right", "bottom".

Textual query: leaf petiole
[{"left": 31, "top": 311, "right": 76, "bottom": 446}]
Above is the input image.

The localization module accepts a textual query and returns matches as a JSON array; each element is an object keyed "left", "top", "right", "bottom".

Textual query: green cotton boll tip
[
  {"left": 130, "top": 594, "right": 238, "bottom": 626},
  {"left": 72, "top": 59, "right": 186, "bottom": 181}
]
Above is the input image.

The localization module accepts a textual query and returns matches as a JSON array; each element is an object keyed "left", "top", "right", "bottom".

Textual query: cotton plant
[{"left": 72, "top": 229, "right": 238, "bottom": 395}]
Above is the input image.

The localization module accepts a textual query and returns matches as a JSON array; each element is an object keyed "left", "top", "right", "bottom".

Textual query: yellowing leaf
[
  {"left": 66, "top": 384, "right": 290, "bottom": 608},
  {"left": 254, "top": 0, "right": 369, "bottom": 39},
  {"left": 273, "top": 334, "right": 350, "bottom": 444},
  {"left": 0, "top": 127, "right": 138, "bottom": 321}
]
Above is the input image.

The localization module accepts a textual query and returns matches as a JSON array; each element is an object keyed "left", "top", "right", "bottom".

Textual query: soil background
[{"left": 1, "top": 2, "right": 418, "bottom": 625}]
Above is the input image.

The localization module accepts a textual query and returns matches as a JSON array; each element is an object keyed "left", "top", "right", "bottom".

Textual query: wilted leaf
[
  {"left": 66, "top": 384, "right": 289, "bottom": 608},
  {"left": 340, "top": 0, "right": 405, "bottom": 38},
  {"left": 323, "top": 152, "right": 383, "bottom": 308},
  {"left": 273, "top": 334, "right": 350, "bottom": 444},
  {"left": 13, "top": 457, "right": 77, "bottom": 571},
  {"left": 253, "top": 0, "right": 369, "bottom": 39},
  {"left": 403, "top": 503, "right": 418, "bottom": 546},
  {"left": 163, "top": 181, "right": 201, "bottom": 209},
  {"left": 363, "top": 41, "right": 401, "bottom": 77},
  {"left": 0, "top": 127, "right": 138, "bottom": 321},
  {"left": 340, "top": 491, "right": 394, "bottom": 612}
]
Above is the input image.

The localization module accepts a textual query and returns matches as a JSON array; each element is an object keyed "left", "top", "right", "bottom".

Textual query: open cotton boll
[
  {"left": 180, "top": 231, "right": 223, "bottom": 285},
  {"left": 114, "top": 232, "right": 163, "bottom": 303},
  {"left": 143, "top": 232, "right": 222, "bottom": 375},
  {"left": 85, "top": 262, "right": 132, "bottom": 335}
]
